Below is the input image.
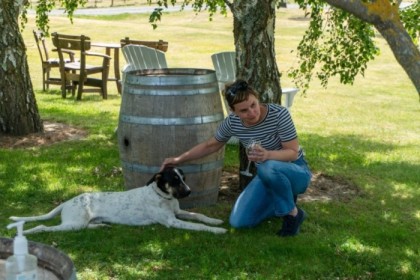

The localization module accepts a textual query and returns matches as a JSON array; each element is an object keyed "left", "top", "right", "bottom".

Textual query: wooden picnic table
[{"left": 91, "top": 42, "right": 122, "bottom": 94}]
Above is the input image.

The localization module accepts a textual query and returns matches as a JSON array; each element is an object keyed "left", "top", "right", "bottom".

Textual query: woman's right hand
[{"left": 160, "top": 157, "right": 180, "bottom": 171}]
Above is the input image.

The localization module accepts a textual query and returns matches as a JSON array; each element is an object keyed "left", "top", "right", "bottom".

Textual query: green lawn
[{"left": 0, "top": 6, "right": 419, "bottom": 279}]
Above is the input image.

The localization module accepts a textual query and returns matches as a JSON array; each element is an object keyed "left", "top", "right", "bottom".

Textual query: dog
[{"left": 10, "top": 167, "right": 227, "bottom": 234}]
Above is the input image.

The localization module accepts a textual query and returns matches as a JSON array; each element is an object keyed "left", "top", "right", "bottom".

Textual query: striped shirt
[{"left": 215, "top": 103, "right": 303, "bottom": 158}]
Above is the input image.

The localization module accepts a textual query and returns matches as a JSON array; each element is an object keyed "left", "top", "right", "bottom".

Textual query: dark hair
[{"left": 224, "top": 79, "right": 259, "bottom": 109}]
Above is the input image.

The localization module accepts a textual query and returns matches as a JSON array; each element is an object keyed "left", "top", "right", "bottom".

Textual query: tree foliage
[
  {"left": 148, "top": 0, "right": 228, "bottom": 29},
  {"left": 399, "top": 1, "right": 419, "bottom": 43},
  {"left": 21, "top": 0, "right": 88, "bottom": 35},
  {"left": 289, "top": 1, "right": 380, "bottom": 94},
  {"left": 145, "top": 0, "right": 419, "bottom": 95}
]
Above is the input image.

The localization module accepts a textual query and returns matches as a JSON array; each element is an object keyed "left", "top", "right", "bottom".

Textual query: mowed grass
[{"left": 0, "top": 6, "right": 419, "bottom": 279}]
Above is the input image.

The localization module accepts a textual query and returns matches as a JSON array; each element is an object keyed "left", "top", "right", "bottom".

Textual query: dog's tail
[{"left": 10, "top": 204, "right": 65, "bottom": 222}]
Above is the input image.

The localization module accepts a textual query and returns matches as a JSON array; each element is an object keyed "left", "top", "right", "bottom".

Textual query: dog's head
[{"left": 147, "top": 167, "right": 191, "bottom": 199}]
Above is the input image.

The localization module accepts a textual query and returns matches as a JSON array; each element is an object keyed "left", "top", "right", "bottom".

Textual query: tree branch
[
  {"left": 224, "top": 0, "right": 233, "bottom": 12},
  {"left": 324, "top": 0, "right": 398, "bottom": 24}
]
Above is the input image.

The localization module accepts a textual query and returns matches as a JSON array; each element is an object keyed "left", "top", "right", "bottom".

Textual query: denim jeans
[{"left": 229, "top": 155, "right": 312, "bottom": 228}]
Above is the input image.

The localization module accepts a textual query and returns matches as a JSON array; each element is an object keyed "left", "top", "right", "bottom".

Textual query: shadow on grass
[{"left": 0, "top": 125, "right": 418, "bottom": 279}]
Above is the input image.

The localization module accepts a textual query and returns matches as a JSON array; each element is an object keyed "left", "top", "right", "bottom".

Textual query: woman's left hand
[{"left": 248, "top": 144, "right": 268, "bottom": 162}]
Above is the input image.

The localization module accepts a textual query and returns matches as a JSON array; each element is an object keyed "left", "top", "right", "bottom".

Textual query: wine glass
[{"left": 240, "top": 139, "right": 261, "bottom": 177}]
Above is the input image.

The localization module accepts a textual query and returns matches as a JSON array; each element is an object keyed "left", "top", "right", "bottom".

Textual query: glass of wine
[{"left": 240, "top": 139, "right": 261, "bottom": 177}]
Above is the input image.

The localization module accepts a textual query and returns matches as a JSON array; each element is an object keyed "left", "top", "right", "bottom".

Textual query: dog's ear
[
  {"left": 146, "top": 173, "right": 162, "bottom": 185},
  {"left": 163, "top": 166, "right": 174, "bottom": 172}
]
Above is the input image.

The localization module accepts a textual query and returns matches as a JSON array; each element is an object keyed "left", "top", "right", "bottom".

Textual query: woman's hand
[
  {"left": 248, "top": 144, "right": 268, "bottom": 162},
  {"left": 160, "top": 157, "right": 181, "bottom": 171}
]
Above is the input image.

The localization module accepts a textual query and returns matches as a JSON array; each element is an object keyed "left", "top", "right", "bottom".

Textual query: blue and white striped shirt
[{"left": 215, "top": 104, "right": 303, "bottom": 158}]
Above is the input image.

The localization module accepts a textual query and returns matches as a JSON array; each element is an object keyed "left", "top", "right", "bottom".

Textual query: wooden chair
[
  {"left": 211, "top": 51, "right": 299, "bottom": 111},
  {"left": 51, "top": 32, "right": 111, "bottom": 100},
  {"left": 33, "top": 30, "right": 73, "bottom": 91}
]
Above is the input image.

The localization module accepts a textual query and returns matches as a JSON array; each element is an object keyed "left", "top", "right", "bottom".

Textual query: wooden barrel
[
  {"left": 118, "top": 68, "right": 225, "bottom": 209},
  {"left": 0, "top": 238, "right": 77, "bottom": 280}
]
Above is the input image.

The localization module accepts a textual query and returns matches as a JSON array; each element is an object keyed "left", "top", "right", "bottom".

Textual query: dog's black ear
[
  {"left": 146, "top": 173, "right": 162, "bottom": 185},
  {"left": 163, "top": 166, "right": 174, "bottom": 172}
]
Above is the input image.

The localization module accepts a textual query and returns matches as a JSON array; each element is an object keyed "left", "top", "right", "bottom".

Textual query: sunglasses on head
[{"left": 227, "top": 80, "right": 248, "bottom": 97}]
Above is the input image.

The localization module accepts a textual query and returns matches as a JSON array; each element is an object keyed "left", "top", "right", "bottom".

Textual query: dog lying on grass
[{"left": 10, "top": 167, "right": 227, "bottom": 234}]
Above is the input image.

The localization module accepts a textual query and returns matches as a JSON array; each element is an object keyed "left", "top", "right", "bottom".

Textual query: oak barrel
[
  {"left": 0, "top": 237, "right": 77, "bottom": 280},
  {"left": 118, "top": 68, "right": 225, "bottom": 209}
]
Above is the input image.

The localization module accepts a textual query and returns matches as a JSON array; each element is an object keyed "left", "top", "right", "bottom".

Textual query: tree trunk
[
  {"left": 230, "top": 0, "right": 281, "bottom": 188},
  {"left": 232, "top": 0, "right": 282, "bottom": 103},
  {"left": 325, "top": 0, "right": 420, "bottom": 96},
  {"left": 0, "top": 1, "right": 43, "bottom": 136},
  {"left": 372, "top": 14, "right": 420, "bottom": 96}
]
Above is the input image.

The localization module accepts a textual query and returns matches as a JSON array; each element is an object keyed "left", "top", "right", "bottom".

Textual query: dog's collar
[{"left": 151, "top": 183, "right": 173, "bottom": 200}]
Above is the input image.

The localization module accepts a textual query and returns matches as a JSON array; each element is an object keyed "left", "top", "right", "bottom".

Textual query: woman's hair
[{"left": 224, "top": 79, "right": 259, "bottom": 109}]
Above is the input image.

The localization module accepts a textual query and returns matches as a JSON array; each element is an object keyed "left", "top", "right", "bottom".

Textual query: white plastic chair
[
  {"left": 121, "top": 45, "right": 168, "bottom": 93},
  {"left": 211, "top": 51, "right": 236, "bottom": 92},
  {"left": 122, "top": 44, "right": 168, "bottom": 72},
  {"left": 211, "top": 51, "right": 238, "bottom": 144}
]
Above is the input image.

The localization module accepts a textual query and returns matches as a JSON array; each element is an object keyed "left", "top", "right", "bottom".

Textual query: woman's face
[{"left": 232, "top": 94, "right": 261, "bottom": 126}]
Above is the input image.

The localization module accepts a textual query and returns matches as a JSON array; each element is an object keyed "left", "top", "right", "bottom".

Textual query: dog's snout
[
  {"left": 176, "top": 183, "right": 191, "bottom": 199},
  {"left": 183, "top": 181, "right": 191, "bottom": 195},
  {"left": 184, "top": 186, "right": 191, "bottom": 196}
]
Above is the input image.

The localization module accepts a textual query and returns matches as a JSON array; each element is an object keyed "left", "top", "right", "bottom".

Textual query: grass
[{"left": 1, "top": 6, "right": 419, "bottom": 279}]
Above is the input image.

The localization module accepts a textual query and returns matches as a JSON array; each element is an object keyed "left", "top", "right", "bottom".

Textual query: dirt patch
[
  {"left": 218, "top": 171, "right": 361, "bottom": 203},
  {"left": 0, "top": 121, "right": 360, "bottom": 202},
  {"left": 0, "top": 121, "right": 88, "bottom": 149}
]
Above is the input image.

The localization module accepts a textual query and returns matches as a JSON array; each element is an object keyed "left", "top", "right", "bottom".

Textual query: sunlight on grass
[
  {"left": 391, "top": 183, "right": 416, "bottom": 199},
  {"left": 382, "top": 210, "right": 399, "bottom": 224},
  {"left": 339, "top": 237, "right": 381, "bottom": 255},
  {"left": 397, "top": 260, "right": 414, "bottom": 275},
  {"left": 145, "top": 242, "right": 165, "bottom": 256}
]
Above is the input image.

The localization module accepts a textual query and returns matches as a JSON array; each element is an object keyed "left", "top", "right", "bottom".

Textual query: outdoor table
[{"left": 91, "top": 42, "right": 122, "bottom": 94}]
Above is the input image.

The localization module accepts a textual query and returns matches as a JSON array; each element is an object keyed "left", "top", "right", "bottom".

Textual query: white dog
[{"left": 10, "top": 168, "right": 227, "bottom": 234}]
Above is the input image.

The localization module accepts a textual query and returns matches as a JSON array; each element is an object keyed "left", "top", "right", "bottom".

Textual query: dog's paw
[
  {"left": 9, "top": 216, "right": 22, "bottom": 221},
  {"left": 206, "top": 218, "right": 224, "bottom": 225},
  {"left": 212, "top": 227, "right": 228, "bottom": 234}
]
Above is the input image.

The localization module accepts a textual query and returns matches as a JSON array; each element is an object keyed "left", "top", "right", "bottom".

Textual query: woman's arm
[{"left": 161, "top": 137, "right": 225, "bottom": 170}]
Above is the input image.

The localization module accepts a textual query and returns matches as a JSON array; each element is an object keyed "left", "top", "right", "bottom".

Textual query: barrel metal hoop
[
  {"left": 120, "top": 113, "right": 224, "bottom": 126},
  {"left": 126, "top": 76, "right": 217, "bottom": 86},
  {"left": 124, "top": 85, "right": 219, "bottom": 96},
  {"left": 126, "top": 70, "right": 217, "bottom": 86},
  {"left": 121, "top": 159, "right": 224, "bottom": 174}
]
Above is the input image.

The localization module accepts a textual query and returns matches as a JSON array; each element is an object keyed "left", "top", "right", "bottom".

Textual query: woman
[{"left": 161, "top": 79, "right": 312, "bottom": 237}]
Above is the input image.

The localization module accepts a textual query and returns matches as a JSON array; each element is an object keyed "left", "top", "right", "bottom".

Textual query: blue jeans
[{"left": 229, "top": 155, "right": 312, "bottom": 228}]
